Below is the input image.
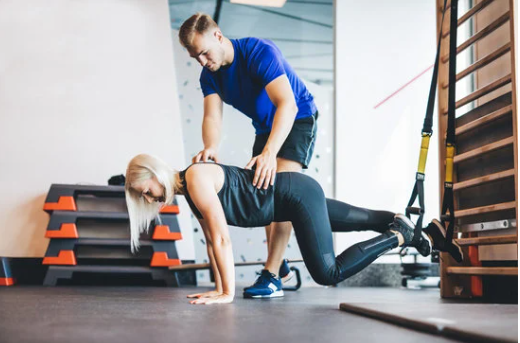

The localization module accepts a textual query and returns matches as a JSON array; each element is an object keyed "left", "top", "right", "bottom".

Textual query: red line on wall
[{"left": 373, "top": 64, "right": 434, "bottom": 109}]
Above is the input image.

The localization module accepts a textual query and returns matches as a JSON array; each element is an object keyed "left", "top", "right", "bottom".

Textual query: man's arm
[
  {"left": 245, "top": 74, "right": 298, "bottom": 188},
  {"left": 193, "top": 94, "right": 224, "bottom": 163}
]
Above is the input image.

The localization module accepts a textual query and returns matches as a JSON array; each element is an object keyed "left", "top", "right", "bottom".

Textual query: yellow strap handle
[
  {"left": 445, "top": 144, "right": 455, "bottom": 183},
  {"left": 417, "top": 134, "right": 431, "bottom": 174}
]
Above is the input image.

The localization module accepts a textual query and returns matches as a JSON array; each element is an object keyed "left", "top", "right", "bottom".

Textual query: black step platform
[
  {"left": 43, "top": 238, "right": 181, "bottom": 267},
  {"left": 46, "top": 211, "right": 181, "bottom": 240},
  {"left": 1, "top": 257, "right": 15, "bottom": 286},
  {"left": 43, "top": 265, "right": 180, "bottom": 287},
  {"left": 43, "top": 184, "right": 179, "bottom": 214}
]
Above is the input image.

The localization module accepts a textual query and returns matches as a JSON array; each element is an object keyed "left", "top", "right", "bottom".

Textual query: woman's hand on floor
[
  {"left": 189, "top": 293, "right": 234, "bottom": 305},
  {"left": 186, "top": 290, "right": 221, "bottom": 299}
]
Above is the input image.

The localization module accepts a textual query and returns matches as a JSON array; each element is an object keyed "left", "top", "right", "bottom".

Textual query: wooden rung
[
  {"left": 453, "top": 169, "right": 515, "bottom": 190},
  {"left": 455, "top": 235, "right": 517, "bottom": 246},
  {"left": 441, "top": 12, "right": 510, "bottom": 63},
  {"left": 447, "top": 267, "right": 518, "bottom": 276},
  {"left": 441, "top": 0, "right": 494, "bottom": 38},
  {"left": 454, "top": 136, "right": 514, "bottom": 163},
  {"left": 443, "top": 75, "right": 512, "bottom": 115},
  {"left": 455, "top": 74, "right": 512, "bottom": 110},
  {"left": 442, "top": 43, "right": 511, "bottom": 88},
  {"left": 455, "top": 201, "right": 516, "bottom": 218},
  {"left": 456, "top": 105, "right": 512, "bottom": 135}
]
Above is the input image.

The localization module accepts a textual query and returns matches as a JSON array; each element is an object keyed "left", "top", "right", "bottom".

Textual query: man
[{"left": 179, "top": 13, "right": 318, "bottom": 298}]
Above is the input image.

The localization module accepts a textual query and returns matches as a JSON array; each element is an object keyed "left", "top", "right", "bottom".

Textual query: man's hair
[{"left": 178, "top": 13, "right": 219, "bottom": 49}]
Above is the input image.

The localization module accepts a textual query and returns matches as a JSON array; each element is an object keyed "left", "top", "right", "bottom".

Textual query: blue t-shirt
[{"left": 199, "top": 37, "right": 317, "bottom": 134}]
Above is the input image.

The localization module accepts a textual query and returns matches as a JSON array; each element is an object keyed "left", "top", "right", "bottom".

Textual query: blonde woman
[{"left": 125, "top": 154, "right": 462, "bottom": 305}]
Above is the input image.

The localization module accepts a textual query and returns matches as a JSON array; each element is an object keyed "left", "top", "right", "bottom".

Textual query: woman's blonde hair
[
  {"left": 178, "top": 12, "right": 219, "bottom": 49},
  {"left": 125, "top": 154, "right": 182, "bottom": 253}
]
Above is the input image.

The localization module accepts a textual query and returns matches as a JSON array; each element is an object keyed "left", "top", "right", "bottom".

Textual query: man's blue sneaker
[
  {"left": 243, "top": 269, "right": 284, "bottom": 299},
  {"left": 279, "top": 259, "right": 295, "bottom": 284}
]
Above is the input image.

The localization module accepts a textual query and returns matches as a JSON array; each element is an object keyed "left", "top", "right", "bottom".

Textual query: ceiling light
[{"left": 230, "top": 0, "right": 287, "bottom": 8}]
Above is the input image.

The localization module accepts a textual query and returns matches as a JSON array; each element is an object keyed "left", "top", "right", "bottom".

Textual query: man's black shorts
[{"left": 252, "top": 111, "right": 318, "bottom": 169}]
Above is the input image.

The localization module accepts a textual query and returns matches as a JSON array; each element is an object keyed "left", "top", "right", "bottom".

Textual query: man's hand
[
  {"left": 189, "top": 293, "right": 234, "bottom": 305},
  {"left": 192, "top": 148, "right": 219, "bottom": 164},
  {"left": 245, "top": 150, "right": 277, "bottom": 189}
]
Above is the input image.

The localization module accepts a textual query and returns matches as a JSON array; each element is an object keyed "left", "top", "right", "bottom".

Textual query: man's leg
[
  {"left": 263, "top": 158, "right": 302, "bottom": 275},
  {"left": 244, "top": 112, "right": 318, "bottom": 298}
]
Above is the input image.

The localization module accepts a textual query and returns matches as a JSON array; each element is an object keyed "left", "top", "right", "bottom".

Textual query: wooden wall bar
[{"left": 436, "top": 0, "right": 518, "bottom": 300}]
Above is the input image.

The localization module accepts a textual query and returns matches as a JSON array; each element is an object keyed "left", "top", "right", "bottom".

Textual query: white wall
[
  {"left": 0, "top": 0, "right": 195, "bottom": 259},
  {"left": 335, "top": 0, "right": 440, "bottom": 262}
]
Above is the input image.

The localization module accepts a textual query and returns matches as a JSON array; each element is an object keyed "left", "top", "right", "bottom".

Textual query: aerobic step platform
[
  {"left": 43, "top": 265, "right": 180, "bottom": 287},
  {"left": 43, "top": 183, "right": 184, "bottom": 286},
  {"left": 45, "top": 211, "right": 181, "bottom": 240},
  {"left": 43, "top": 184, "right": 179, "bottom": 214},
  {"left": 1, "top": 257, "right": 15, "bottom": 286},
  {"left": 43, "top": 238, "right": 181, "bottom": 267}
]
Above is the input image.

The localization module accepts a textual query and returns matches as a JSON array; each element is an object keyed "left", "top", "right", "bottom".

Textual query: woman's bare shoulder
[{"left": 185, "top": 163, "right": 224, "bottom": 187}]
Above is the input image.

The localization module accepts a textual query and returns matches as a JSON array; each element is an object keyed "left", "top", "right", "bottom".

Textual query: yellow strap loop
[
  {"left": 417, "top": 134, "right": 431, "bottom": 174},
  {"left": 445, "top": 144, "right": 455, "bottom": 183}
]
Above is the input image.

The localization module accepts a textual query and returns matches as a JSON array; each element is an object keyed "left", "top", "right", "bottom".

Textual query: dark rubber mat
[
  {"left": 340, "top": 302, "right": 518, "bottom": 343},
  {"left": 0, "top": 287, "right": 460, "bottom": 343}
]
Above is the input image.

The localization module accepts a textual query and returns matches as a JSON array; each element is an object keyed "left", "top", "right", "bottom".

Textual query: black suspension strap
[
  {"left": 440, "top": 0, "right": 458, "bottom": 245},
  {"left": 406, "top": 0, "right": 449, "bottom": 243}
]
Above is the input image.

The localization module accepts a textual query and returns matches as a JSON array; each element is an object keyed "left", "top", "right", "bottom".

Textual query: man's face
[{"left": 187, "top": 31, "right": 225, "bottom": 72}]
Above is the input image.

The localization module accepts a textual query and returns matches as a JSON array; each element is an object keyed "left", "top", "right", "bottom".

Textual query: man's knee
[{"left": 270, "top": 221, "right": 293, "bottom": 232}]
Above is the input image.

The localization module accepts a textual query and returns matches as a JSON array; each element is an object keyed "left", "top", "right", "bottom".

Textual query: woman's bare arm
[
  {"left": 185, "top": 166, "right": 234, "bottom": 305},
  {"left": 187, "top": 219, "right": 223, "bottom": 299}
]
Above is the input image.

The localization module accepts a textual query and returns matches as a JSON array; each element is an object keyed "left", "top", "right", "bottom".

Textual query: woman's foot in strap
[
  {"left": 423, "top": 219, "right": 464, "bottom": 263},
  {"left": 391, "top": 213, "right": 432, "bottom": 257}
]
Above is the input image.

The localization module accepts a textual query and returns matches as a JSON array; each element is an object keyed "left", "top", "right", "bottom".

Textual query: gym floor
[{"left": 1, "top": 286, "right": 508, "bottom": 343}]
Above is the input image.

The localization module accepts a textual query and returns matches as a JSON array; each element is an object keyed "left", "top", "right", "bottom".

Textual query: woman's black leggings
[{"left": 273, "top": 172, "right": 398, "bottom": 285}]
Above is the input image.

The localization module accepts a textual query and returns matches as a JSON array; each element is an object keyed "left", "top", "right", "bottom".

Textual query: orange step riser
[
  {"left": 159, "top": 205, "right": 179, "bottom": 214},
  {"left": 150, "top": 252, "right": 181, "bottom": 267},
  {"left": 152, "top": 226, "right": 183, "bottom": 241},
  {"left": 45, "top": 224, "right": 79, "bottom": 239},
  {"left": 0, "top": 277, "right": 15, "bottom": 286},
  {"left": 43, "top": 196, "right": 77, "bottom": 211},
  {"left": 42, "top": 251, "right": 77, "bottom": 266}
]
